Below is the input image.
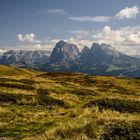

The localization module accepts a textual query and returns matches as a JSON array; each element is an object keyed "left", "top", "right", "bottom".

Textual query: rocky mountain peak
[
  {"left": 81, "top": 45, "right": 90, "bottom": 53},
  {"left": 50, "top": 40, "right": 79, "bottom": 64},
  {"left": 91, "top": 43, "right": 120, "bottom": 57}
]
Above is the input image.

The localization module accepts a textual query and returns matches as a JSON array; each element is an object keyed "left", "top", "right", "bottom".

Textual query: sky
[{"left": 0, "top": 0, "right": 140, "bottom": 55}]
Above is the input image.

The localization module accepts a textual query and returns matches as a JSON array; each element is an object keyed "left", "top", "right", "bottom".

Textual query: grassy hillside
[
  {"left": 0, "top": 65, "right": 139, "bottom": 140},
  {"left": 0, "top": 65, "right": 41, "bottom": 76}
]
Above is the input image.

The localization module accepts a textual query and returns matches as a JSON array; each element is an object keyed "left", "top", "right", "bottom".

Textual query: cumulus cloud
[
  {"left": 69, "top": 16, "right": 111, "bottom": 22},
  {"left": 43, "top": 26, "right": 140, "bottom": 54},
  {"left": 46, "top": 9, "right": 68, "bottom": 15},
  {"left": 0, "top": 49, "right": 7, "bottom": 55},
  {"left": 64, "top": 37, "right": 92, "bottom": 51},
  {"left": 24, "top": 44, "right": 52, "bottom": 50},
  {"left": 116, "top": 6, "right": 139, "bottom": 20},
  {"left": 92, "top": 25, "right": 140, "bottom": 55},
  {"left": 17, "top": 33, "right": 41, "bottom": 43},
  {"left": 93, "top": 25, "right": 140, "bottom": 46},
  {"left": 16, "top": 25, "right": 140, "bottom": 55}
]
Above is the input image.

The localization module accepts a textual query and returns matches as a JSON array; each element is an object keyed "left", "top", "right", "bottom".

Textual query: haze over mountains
[{"left": 0, "top": 40, "right": 140, "bottom": 77}]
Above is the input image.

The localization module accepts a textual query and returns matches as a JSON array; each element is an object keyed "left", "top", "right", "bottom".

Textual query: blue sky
[{"left": 0, "top": 0, "right": 140, "bottom": 55}]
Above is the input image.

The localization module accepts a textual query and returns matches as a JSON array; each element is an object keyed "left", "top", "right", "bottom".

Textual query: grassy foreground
[{"left": 0, "top": 65, "right": 139, "bottom": 140}]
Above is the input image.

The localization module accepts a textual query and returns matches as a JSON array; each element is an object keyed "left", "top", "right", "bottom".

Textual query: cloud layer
[
  {"left": 70, "top": 16, "right": 111, "bottom": 22},
  {"left": 69, "top": 6, "right": 139, "bottom": 22},
  {"left": 46, "top": 9, "right": 68, "bottom": 15}
]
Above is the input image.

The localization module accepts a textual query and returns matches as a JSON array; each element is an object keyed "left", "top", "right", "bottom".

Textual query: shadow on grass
[
  {"left": 0, "top": 78, "right": 37, "bottom": 85},
  {"left": 102, "top": 121, "right": 140, "bottom": 140},
  {"left": 0, "top": 90, "right": 67, "bottom": 107},
  {"left": 84, "top": 98, "right": 140, "bottom": 113},
  {"left": 0, "top": 82, "right": 35, "bottom": 90}
]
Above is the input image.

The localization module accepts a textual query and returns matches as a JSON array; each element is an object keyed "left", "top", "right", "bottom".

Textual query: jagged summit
[
  {"left": 50, "top": 40, "right": 79, "bottom": 64},
  {"left": 81, "top": 45, "right": 90, "bottom": 52},
  {"left": 91, "top": 43, "right": 120, "bottom": 56}
]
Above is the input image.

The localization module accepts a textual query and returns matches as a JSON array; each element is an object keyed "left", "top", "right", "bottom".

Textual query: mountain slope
[
  {"left": 81, "top": 43, "right": 139, "bottom": 67},
  {"left": 119, "top": 68, "right": 140, "bottom": 78},
  {"left": 0, "top": 65, "right": 40, "bottom": 76},
  {"left": 80, "top": 43, "right": 140, "bottom": 75}
]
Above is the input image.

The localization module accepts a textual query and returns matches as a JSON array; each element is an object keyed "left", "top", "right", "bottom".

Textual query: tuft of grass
[{"left": 54, "top": 120, "right": 99, "bottom": 139}]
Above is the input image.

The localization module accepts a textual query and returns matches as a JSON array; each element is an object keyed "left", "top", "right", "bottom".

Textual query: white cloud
[
  {"left": 2, "top": 44, "right": 53, "bottom": 51},
  {"left": 15, "top": 25, "right": 140, "bottom": 55},
  {"left": 64, "top": 37, "right": 92, "bottom": 51},
  {"left": 116, "top": 6, "right": 139, "bottom": 20},
  {"left": 17, "top": 33, "right": 41, "bottom": 43},
  {"left": 69, "top": 16, "right": 111, "bottom": 22},
  {"left": 67, "top": 30, "right": 89, "bottom": 36},
  {"left": 92, "top": 25, "right": 140, "bottom": 55},
  {"left": 0, "top": 49, "right": 7, "bottom": 55},
  {"left": 46, "top": 9, "right": 68, "bottom": 15}
]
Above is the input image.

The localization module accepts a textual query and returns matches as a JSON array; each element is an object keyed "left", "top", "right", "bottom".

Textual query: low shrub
[
  {"left": 37, "top": 88, "right": 50, "bottom": 95},
  {"left": 0, "top": 93, "right": 36, "bottom": 105},
  {"left": 84, "top": 99, "right": 140, "bottom": 113},
  {"left": 102, "top": 121, "right": 140, "bottom": 140},
  {"left": 0, "top": 82, "right": 35, "bottom": 90},
  {"left": 37, "top": 95, "right": 67, "bottom": 107}
]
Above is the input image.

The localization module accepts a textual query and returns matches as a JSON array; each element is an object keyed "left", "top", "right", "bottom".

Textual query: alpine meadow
[{"left": 0, "top": 0, "right": 140, "bottom": 140}]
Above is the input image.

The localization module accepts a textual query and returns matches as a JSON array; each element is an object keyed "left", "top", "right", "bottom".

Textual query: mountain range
[
  {"left": 0, "top": 50, "right": 50, "bottom": 69},
  {"left": 0, "top": 40, "right": 140, "bottom": 77}
]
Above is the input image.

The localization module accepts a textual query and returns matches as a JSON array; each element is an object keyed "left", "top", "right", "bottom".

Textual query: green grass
[{"left": 0, "top": 66, "right": 139, "bottom": 140}]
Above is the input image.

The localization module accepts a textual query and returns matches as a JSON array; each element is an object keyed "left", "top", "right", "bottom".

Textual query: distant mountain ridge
[
  {"left": 0, "top": 50, "right": 51, "bottom": 69},
  {"left": 0, "top": 40, "right": 140, "bottom": 77}
]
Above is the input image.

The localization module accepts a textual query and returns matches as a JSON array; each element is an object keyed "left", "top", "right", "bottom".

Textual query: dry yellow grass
[{"left": 0, "top": 65, "right": 139, "bottom": 139}]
